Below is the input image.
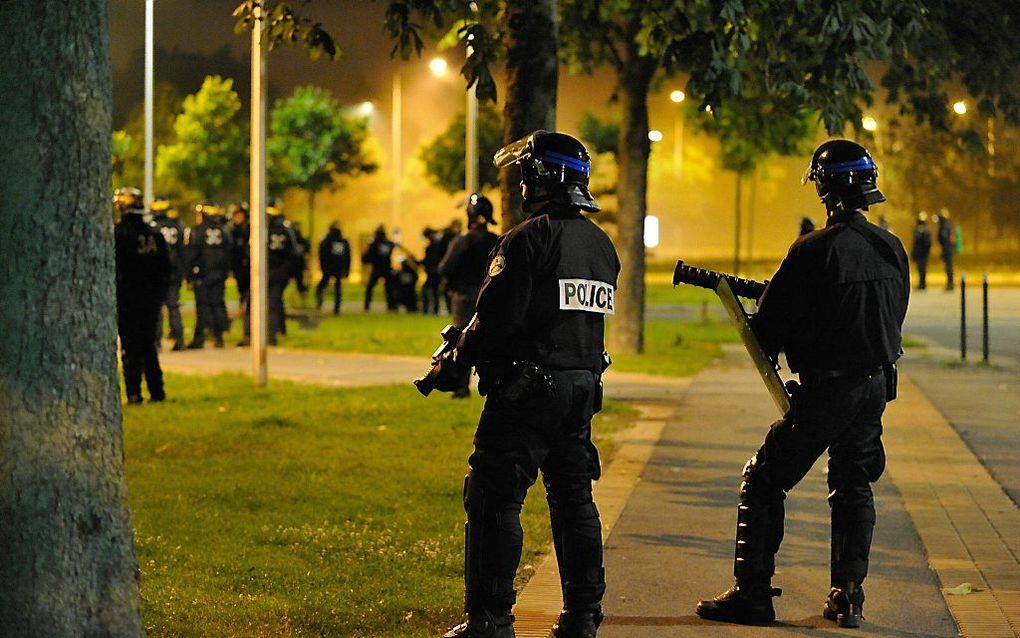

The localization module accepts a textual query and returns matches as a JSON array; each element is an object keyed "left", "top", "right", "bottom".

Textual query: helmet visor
[{"left": 493, "top": 134, "right": 536, "bottom": 168}]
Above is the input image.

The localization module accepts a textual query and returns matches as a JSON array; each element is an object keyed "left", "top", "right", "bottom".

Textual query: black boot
[
  {"left": 823, "top": 582, "right": 864, "bottom": 628},
  {"left": 696, "top": 583, "right": 782, "bottom": 625},
  {"left": 551, "top": 608, "right": 602, "bottom": 638},
  {"left": 443, "top": 610, "right": 515, "bottom": 638}
]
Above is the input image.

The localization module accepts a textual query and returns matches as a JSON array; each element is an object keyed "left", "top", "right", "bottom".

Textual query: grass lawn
[
  {"left": 126, "top": 374, "right": 637, "bottom": 638},
  {"left": 611, "top": 319, "right": 739, "bottom": 377}
]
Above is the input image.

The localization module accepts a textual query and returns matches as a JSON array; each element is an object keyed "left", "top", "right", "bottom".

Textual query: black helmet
[
  {"left": 803, "top": 139, "right": 885, "bottom": 213},
  {"left": 151, "top": 196, "right": 174, "bottom": 217},
  {"left": 194, "top": 201, "right": 225, "bottom": 218},
  {"left": 466, "top": 193, "right": 495, "bottom": 225},
  {"left": 494, "top": 130, "right": 599, "bottom": 213},
  {"left": 113, "top": 187, "right": 144, "bottom": 212},
  {"left": 266, "top": 197, "right": 283, "bottom": 217}
]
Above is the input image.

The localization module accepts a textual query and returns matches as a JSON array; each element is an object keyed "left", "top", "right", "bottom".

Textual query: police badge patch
[{"left": 488, "top": 254, "right": 506, "bottom": 277}]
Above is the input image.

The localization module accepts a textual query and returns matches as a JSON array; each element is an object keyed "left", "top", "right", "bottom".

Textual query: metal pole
[
  {"left": 143, "top": 0, "right": 154, "bottom": 209},
  {"left": 391, "top": 72, "right": 402, "bottom": 232},
  {"left": 465, "top": 46, "right": 479, "bottom": 195},
  {"left": 250, "top": 4, "right": 268, "bottom": 387},
  {"left": 982, "top": 272, "right": 989, "bottom": 363},
  {"left": 960, "top": 273, "right": 967, "bottom": 361}
]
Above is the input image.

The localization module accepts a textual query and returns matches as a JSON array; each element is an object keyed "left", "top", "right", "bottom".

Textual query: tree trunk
[
  {"left": 609, "top": 51, "right": 656, "bottom": 355},
  {"left": 499, "top": 0, "right": 558, "bottom": 230},
  {"left": 734, "top": 172, "right": 743, "bottom": 275},
  {"left": 0, "top": 3, "right": 143, "bottom": 636}
]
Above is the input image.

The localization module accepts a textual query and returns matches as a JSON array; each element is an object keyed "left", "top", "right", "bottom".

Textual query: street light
[
  {"left": 670, "top": 90, "right": 685, "bottom": 104},
  {"left": 862, "top": 116, "right": 878, "bottom": 132},
  {"left": 670, "top": 89, "right": 686, "bottom": 178},
  {"left": 648, "top": 129, "right": 664, "bottom": 142},
  {"left": 429, "top": 57, "right": 448, "bottom": 77},
  {"left": 953, "top": 100, "right": 968, "bottom": 116},
  {"left": 144, "top": 0, "right": 154, "bottom": 210},
  {"left": 355, "top": 101, "right": 375, "bottom": 119}
]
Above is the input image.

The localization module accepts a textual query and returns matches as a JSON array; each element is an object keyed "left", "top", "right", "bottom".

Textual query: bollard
[
  {"left": 982, "top": 273, "right": 989, "bottom": 363},
  {"left": 960, "top": 273, "right": 967, "bottom": 361}
]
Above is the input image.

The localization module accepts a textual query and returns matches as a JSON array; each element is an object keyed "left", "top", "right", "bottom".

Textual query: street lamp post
[
  {"left": 670, "top": 90, "right": 685, "bottom": 179},
  {"left": 143, "top": 0, "right": 154, "bottom": 209},
  {"left": 249, "top": 3, "right": 268, "bottom": 387}
]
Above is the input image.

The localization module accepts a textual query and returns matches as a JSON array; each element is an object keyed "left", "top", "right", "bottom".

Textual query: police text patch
[{"left": 559, "top": 279, "right": 615, "bottom": 315}]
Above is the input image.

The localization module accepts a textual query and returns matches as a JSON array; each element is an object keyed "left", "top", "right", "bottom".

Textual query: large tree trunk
[
  {"left": 609, "top": 51, "right": 656, "bottom": 355},
  {"left": 0, "top": 3, "right": 143, "bottom": 636},
  {"left": 499, "top": 0, "right": 558, "bottom": 230}
]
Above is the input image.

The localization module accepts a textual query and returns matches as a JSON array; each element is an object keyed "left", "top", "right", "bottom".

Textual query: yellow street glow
[
  {"left": 648, "top": 129, "right": 664, "bottom": 142},
  {"left": 862, "top": 116, "right": 878, "bottom": 132},
  {"left": 670, "top": 90, "right": 686, "bottom": 103},
  {"left": 953, "top": 100, "right": 968, "bottom": 115},
  {"left": 429, "top": 57, "right": 448, "bottom": 77}
]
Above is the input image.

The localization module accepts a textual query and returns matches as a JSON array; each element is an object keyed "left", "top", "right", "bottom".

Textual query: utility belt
[
  {"left": 477, "top": 351, "right": 612, "bottom": 410},
  {"left": 798, "top": 363, "right": 897, "bottom": 401}
]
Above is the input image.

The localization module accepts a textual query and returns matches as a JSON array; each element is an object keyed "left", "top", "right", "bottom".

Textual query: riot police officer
[
  {"left": 421, "top": 227, "right": 445, "bottom": 315},
  {"left": 229, "top": 203, "right": 252, "bottom": 346},
  {"left": 438, "top": 194, "right": 499, "bottom": 398},
  {"left": 267, "top": 199, "right": 301, "bottom": 344},
  {"left": 151, "top": 196, "right": 186, "bottom": 351},
  {"left": 911, "top": 212, "right": 932, "bottom": 290},
  {"left": 186, "top": 202, "right": 233, "bottom": 349},
  {"left": 431, "top": 131, "right": 619, "bottom": 638},
  {"left": 113, "top": 187, "right": 171, "bottom": 403},
  {"left": 316, "top": 221, "right": 351, "bottom": 315},
  {"left": 697, "top": 140, "right": 909, "bottom": 628},
  {"left": 362, "top": 225, "right": 396, "bottom": 311}
]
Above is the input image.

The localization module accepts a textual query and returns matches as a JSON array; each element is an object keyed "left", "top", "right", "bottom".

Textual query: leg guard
[
  {"left": 463, "top": 472, "right": 521, "bottom": 615},
  {"left": 545, "top": 477, "right": 605, "bottom": 612},
  {"left": 734, "top": 454, "right": 786, "bottom": 587},
  {"left": 829, "top": 485, "right": 876, "bottom": 586}
]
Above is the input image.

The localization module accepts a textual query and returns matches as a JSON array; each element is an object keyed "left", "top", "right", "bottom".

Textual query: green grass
[
  {"left": 125, "top": 374, "right": 636, "bottom": 638},
  {"left": 611, "top": 319, "right": 738, "bottom": 377}
]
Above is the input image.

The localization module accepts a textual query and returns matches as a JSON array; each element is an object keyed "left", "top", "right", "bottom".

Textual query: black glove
[{"left": 431, "top": 349, "right": 469, "bottom": 393}]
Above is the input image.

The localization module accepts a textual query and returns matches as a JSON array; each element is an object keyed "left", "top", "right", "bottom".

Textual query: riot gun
[
  {"left": 672, "top": 260, "right": 792, "bottom": 415},
  {"left": 413, "top": 315, "right": 476, "bottom": 396}
]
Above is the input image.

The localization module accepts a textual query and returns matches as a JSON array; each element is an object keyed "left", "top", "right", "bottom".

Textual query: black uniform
[
  {"left": 394, "top": 258, "right": 419, "bottom": 312},
  {"left": 231, "top": 219, "right": 251, "bottom": 339},
  {"left": 911, "top": 221, "right": 932, "bottom": 290},
  {"left": 292, "top": 225, "right": 311, "bottom": 298},
  {"left": 736, "top": 211, "right": 909, "bottom": 594},
  {"left": 937, "top": 217, "right": 955, "bottom": 291},
  {"left": 153, "top": 214, "right": 186, "bottom": 347},
  {"left": 115, "top": 213, "right": 171, "bottom": 401},
  {"left": 267, "top": 215, "right": 301, "bottom": 342},
  {"left": 362, "top": 234, "right": 396, "bottom": 311},
  {"left": 186, "top": 216, "right": 233, "bottom": 347},
  {"left": 316, "top": 227, "right": 351, "bottom": 315},
  {"left": 421, "top": 231, "right": 446, "bottom": 315},
  {"left": 453, "top": 205, "right": 620, "bottom": 619}
]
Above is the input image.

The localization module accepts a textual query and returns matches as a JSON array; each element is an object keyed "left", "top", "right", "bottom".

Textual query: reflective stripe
[
  {"left": 559, "top": 278, "right": 615, "bottom": 315},
  {"left": 540, "top": 150, "right": 591, "bottom": 175}
]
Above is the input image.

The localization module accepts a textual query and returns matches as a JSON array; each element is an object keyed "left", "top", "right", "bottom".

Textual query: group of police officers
[{"left": 114, "top": 126, "right": 910, "bottom": 637}]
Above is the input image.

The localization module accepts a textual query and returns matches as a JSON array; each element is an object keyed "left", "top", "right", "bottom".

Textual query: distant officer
[
  {"left": 440, "top": 218, "right": 464, "bottom": 314},
  {"left": 421, "top": 227, "right": 445, "bottom": 315},
  {"left": 799, "top": 216, "right": 816, "bottom": 236},
  {"left": 113, "top": 187, "right": 171, "bottom": 404},
  {"left": 362, "top": 225, "right": 396, "bottom": 311},
  {"left": 151, "top": 196, "right": 186, "bottom": 351},
  {"left": 697, "top": 140, "right": 909, "bottom": 628},
  {"left": 935, "top": 209, "right": 955, "bottom": 291},
  {"left": 229, "top": 202, "right": 252, "bottom": 346},
  {"left": 316, "top": 220, "right": 351, "bottom": 315},
  {"left": 911, "top": 212, "right": 932, "bottom": 290},
  {"left": 430, "top": 131, "right": 619, "bottom": 638},
  {"left": 438, "top": 193, "right": 499, "bottom": 398},
  {"left": 291, "top": 220, "right": 311, "bottom": 303},
  {"left": 393, "top": 256, "right": 420, "bottom": 312},
  {"left": 267, "top": 199, "right": 301, "bottom": 344},
  {"left": 186, "top": 202, "right": 233, "bottom": 349}
]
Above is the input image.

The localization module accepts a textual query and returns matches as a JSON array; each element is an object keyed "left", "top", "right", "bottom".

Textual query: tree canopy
[{"left": 419, "top": 103, "right": 503, "bottom": 194}]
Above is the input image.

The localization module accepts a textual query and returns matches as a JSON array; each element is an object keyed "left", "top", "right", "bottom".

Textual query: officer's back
[
  {"left": 115, "top": 212, "right": 170, "bottom": 303},
  {"left": 152, "top": 208, "right": 185, "bottom": 282},
  {"left": 188, "top": 209, "right": 232, "bottom": 283},
  {"left": 268, "top": 213, "right": 299, "bottom": 283}
]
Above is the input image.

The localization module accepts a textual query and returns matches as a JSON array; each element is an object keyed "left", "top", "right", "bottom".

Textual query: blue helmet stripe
[
  {"left": 539, "top": 150, "right": 591, "bottom": 175},
  {"left": 821, "top": 157, "right": 875, "bottom": 174}
]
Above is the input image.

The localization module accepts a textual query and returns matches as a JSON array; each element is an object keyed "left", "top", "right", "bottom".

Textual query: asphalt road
[{"left": 904, "top": 285, "right": 1020, "bottom": 362}]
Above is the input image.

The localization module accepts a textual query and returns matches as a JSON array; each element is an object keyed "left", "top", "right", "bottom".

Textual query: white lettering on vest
[{"left": 559, "top": 278, "right": 615, "bottom": 315}]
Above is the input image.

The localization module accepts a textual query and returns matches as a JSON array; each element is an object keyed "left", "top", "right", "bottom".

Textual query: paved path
[{"left": 903, "top": 286, "right": 1020, "bottom": 362}]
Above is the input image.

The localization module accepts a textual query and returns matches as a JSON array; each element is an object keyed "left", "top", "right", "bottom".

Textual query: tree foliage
[
  {"left": 267, "top": 85, "right": 376, "bottom": 196},
  {"left": 157, "top": 75, "right": 247, "bottom": 199},
  {"left": 419, "top": 103, "right": 503, "bottom": 193},
  {"left": 112, "top": 82, "right": 184, "bottom": 193},
  {"left": 578, "top": 112, "right": 620, "bottom": 156},
  {"left": 233, "top": 1, "right": 340, "bottom": 61}
]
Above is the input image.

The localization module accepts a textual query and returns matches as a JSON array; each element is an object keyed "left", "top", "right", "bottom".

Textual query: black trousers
[
  {"left": 914, "top": 257, "right": 928, "bottom": 289},
  {"left": 238, "top": 275, "right": 251, "bottom": 337},
  {"left": 192, "top": 278, "right": 229, "bottom": 344},
  {"left": 422, "top": 273, "right": 442, "bottom": 315},
  {"left": 119, "top": 300, "right": 164, "bottom": 399},
  {"left": 316, "top": 273, "right": 343, "bottom": 314},
  {"left": 268, "top": 279, "right": 288, "bottom": 340},
  {"left": 363, "top": 269, "right": 392, "bottom": 311},
  {"left": 464, "top": 369, "right": 606, "bottom": 615},
  {"left": 943, "top": 253, "right": 954, "bottom": 290},
  {"left": 158, "top": 279, "right": 184, "bottom": 344},
  {"left": 735, "top": 370, "right": 887, "bottom": 588}
]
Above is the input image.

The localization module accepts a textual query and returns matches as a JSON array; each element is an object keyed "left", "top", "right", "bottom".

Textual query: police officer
[
  {"left": 440, "top": 218, "right": 463, "bottom": 314},
  {"left": 229, "top": 203, "right": 252, "bottom": 346},
  {"left": 114, "top": 187, "right": 171, "bottom": 404},
  {"left": 799, "top": 216, "right": 816, "bottom": 236},
  {"left": 697, "top": 140, "right": 909, "bottom": 628},
  {"left": 362, "top": 225, "right": 396, "bottom": 311},
  {"left": 421, "top": 227, "right": 445, "bottom": 315},
  {"left": 911, "top": 212, "right": 932, "bottom": 290},
  {"left": 438, "top": 194, "right": 499, "bottom": 398},
  {"left": 291, "top": 220, "right": 311, "bottom": 303},
  {"left": 267, "top": 199, "right": 301, "bottom": 344},
  {"left": 151, "top": 196, "right": 186, "bottom": 351},
  {"left": 316, "top": 220, "right": 351, "bottom": 315},
  {"left": 935, "top": 209, "right": 955, "bottom": 291},
  {"left": 430, "top": 131, "right": 619, "bottom": 638},
  {"left": 186, "top": 202, "right": 233, "bottom": 349}
]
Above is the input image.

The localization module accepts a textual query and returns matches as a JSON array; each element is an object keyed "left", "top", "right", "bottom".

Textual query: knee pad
[
  {"left": 546, "top": 479, "right": 599, "bottom": 525},
  {"left": 740, "top": 454, "right": 785, "bottom": 504}
]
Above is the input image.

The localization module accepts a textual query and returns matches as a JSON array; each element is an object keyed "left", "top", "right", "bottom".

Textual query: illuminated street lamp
[
  {"left": 670, "top": 90, "right": 685, "bottom": 104},
  {"left": 953, "top": 100, "right": 968, "bottom": 116},
  {"left": 428, "top": 56, "right": 448, "bottom": 77},
  {"left": 144, "top": 0, "right": 154, "bottom": 210},
  {"left": 355, "top": 101, "right": 375, "bottom": 119},
  {"left": 862, "top": 116, "right": 878, "bottom": 132},
  {"left": 648, "top": 129, "right": 664, "bottom": 143},
  {"left": 670, "top": 89, "right": 685, "bottom": 178}
]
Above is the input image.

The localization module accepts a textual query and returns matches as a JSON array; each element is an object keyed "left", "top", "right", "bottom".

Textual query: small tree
[
  {"left": 111, "top": 130, "right": 133, "bottom": 189},
  {"left": 157, "top": 75, "right": 247, "bottom": 199},
  {"left": 268, "top": 85, "right": 376, "bottom": 247},
  {"left": 116, "top": 82, "right": 185, "bottom": 196},
  {"left": 420, "top": 103, "right": 503, "bottom": 194}
]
